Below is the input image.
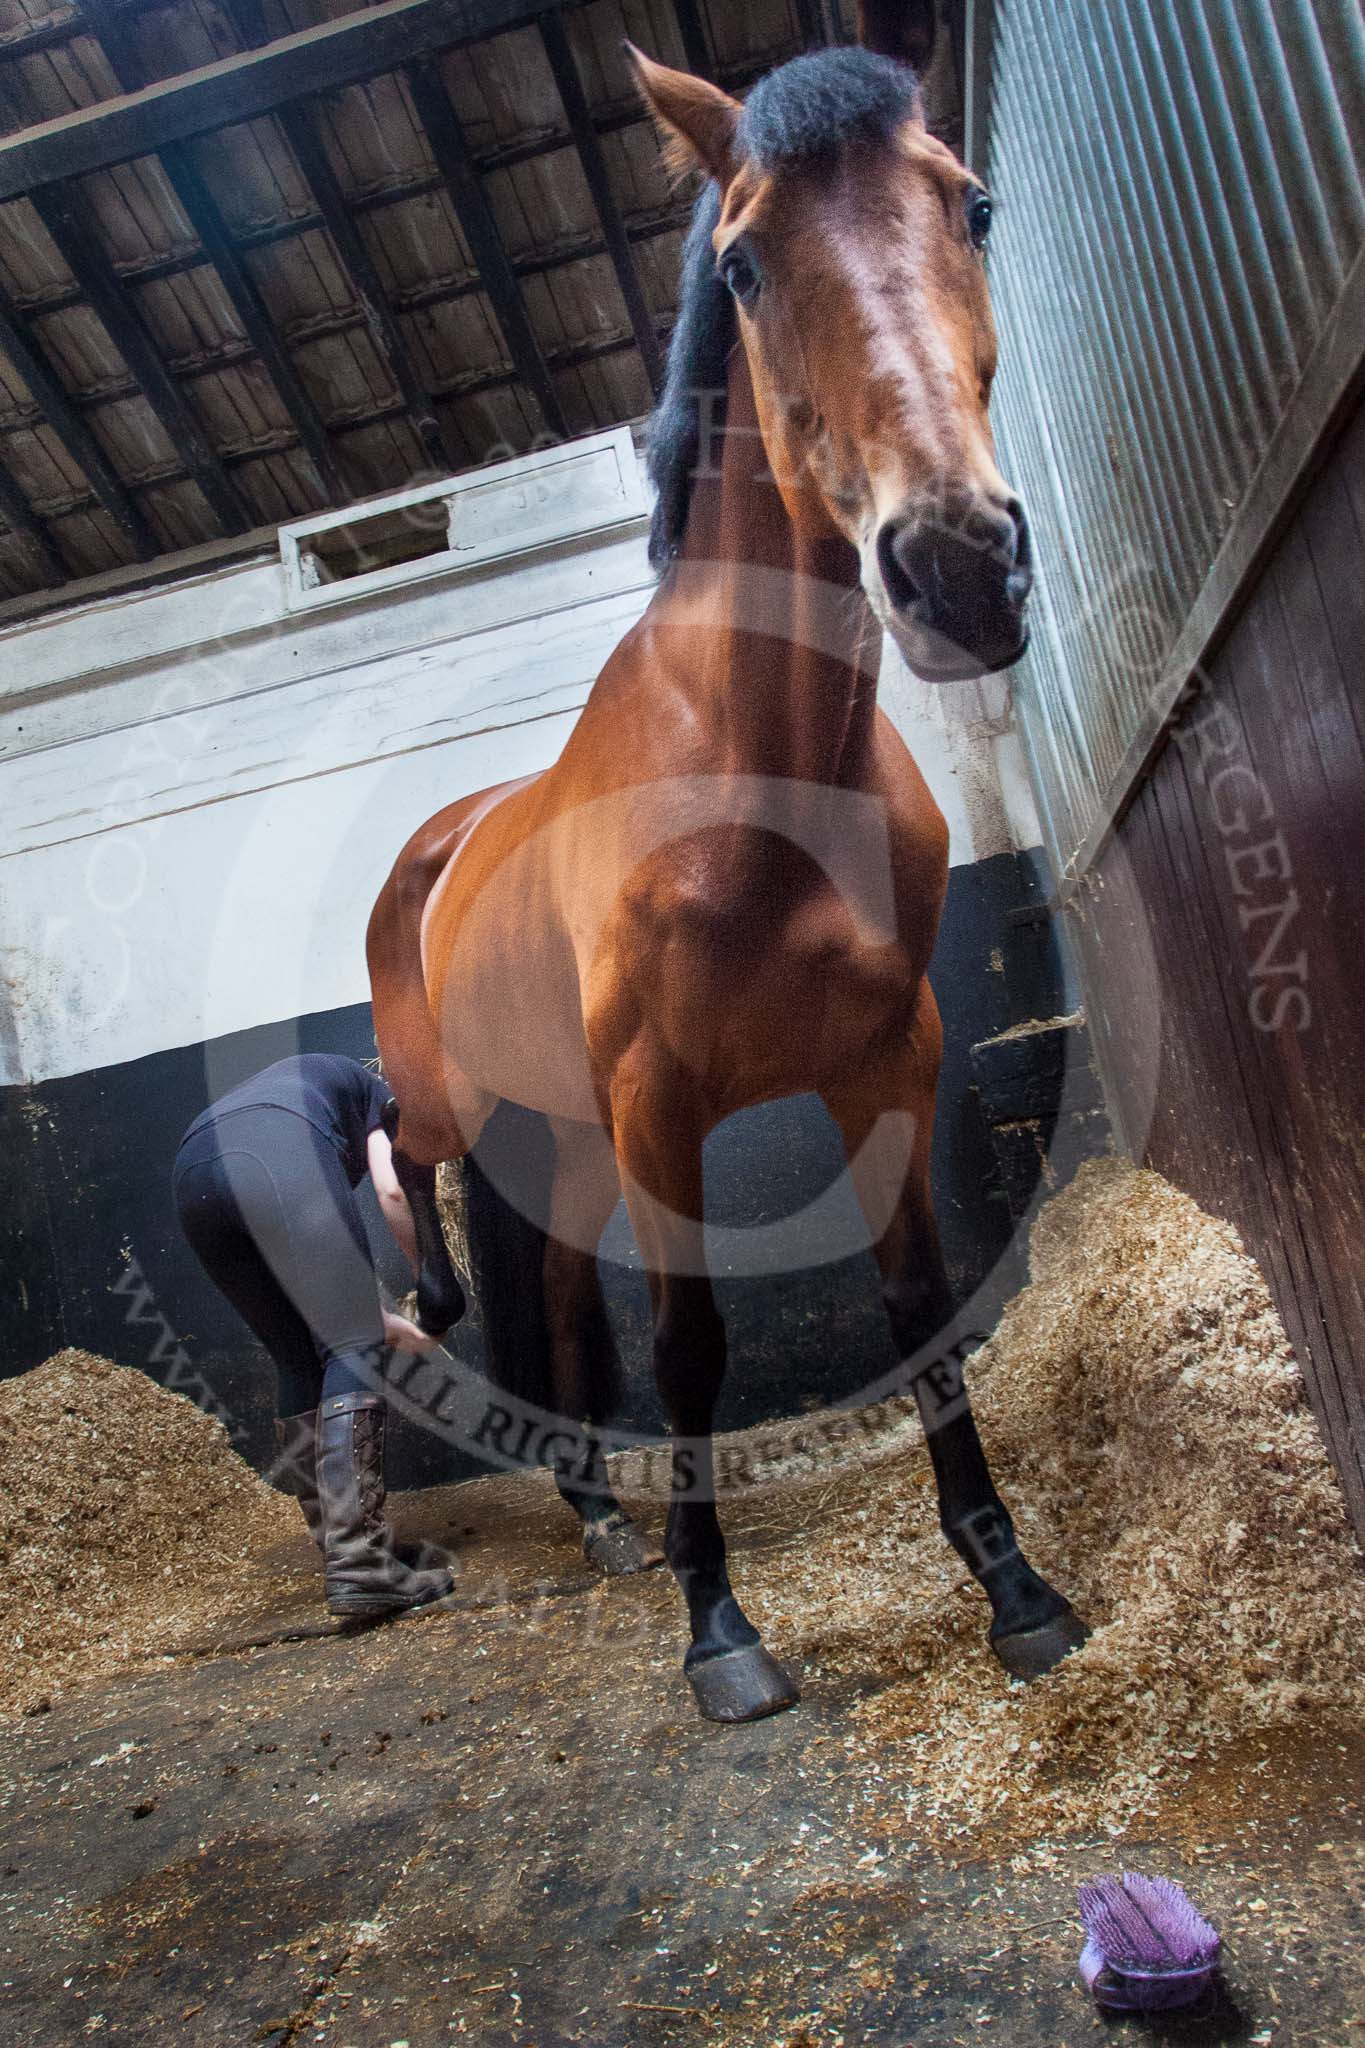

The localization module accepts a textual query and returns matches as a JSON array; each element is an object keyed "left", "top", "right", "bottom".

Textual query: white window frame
[{"left": 278, "top": 426, "right": 647, "bottom": 613}]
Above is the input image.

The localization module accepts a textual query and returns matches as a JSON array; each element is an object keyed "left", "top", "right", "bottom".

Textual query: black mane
[{"left": 645, "top": 49, "right": 922, "bottom": 573}]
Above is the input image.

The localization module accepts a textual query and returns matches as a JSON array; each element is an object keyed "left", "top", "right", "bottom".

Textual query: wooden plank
[
  {"left": 222, "top": 0, "right": 454, "bottom": 476},
  {"left": 671, "top": 0, "right": 714, "bottom": 79},
  {"left": 0, "top": 454, "right": 65, "bottom": 586},
  {"left": 80, "top": 0, "right": 347, "bottom": 505},
  {"left": 154, "top": 145, "right": 348, "bottom": 500},
  {"left": 28, "top": 184, "right": 252, "bottom": 535},
  {"left": 404, "top": 57, "right": 568, "bottom": 441},
  {"left": 0, "top": 0, "right": 577, "bottom": 204},
  {"left": 2, "top": 585, "right": 647, "bottom": 853},
  {"left": 270, "top": 105, "right": 456, "bottom": 474},
  {"left": 791, "top": 0, "right": 825, "bottom": 50},
  {"left": 0, "top": 288, "right": 157, "bottom": 558},
  {"left": 540, "top": 11, "right": 665, "bottom": 394},
  {"left": 1073, "top": 397, "right": 1365, "bottom": 1537}
]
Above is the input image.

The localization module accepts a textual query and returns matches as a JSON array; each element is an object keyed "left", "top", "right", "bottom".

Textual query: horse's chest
[{"left": 651, "top": 882, "right": 922, "bottom": 1101}]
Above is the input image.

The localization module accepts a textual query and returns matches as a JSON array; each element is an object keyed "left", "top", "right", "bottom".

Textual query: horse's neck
[{"left": 659, "top": 346, "right": 881, "bottom": 788}]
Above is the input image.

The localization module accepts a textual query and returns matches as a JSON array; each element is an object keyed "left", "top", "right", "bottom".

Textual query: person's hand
[{"left": 382, "top": 1308, "right": 444, "bottom": 1355}]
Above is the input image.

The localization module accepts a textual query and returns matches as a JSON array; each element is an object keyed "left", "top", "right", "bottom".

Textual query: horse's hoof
[
  {"left": 582, "top": 1513, "right": 663, "bottom": 1577},
  {"left": 686, "top": 1643, "right": 801, "bottom": 1724},
  {"left": 992, "top": 1607, "right": 1089, "bottom": 1681}
]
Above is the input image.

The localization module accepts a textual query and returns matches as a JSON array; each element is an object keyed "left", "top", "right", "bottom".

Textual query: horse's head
[{"left": 631, "top": 5, "right": 1031, "bottom": 683}]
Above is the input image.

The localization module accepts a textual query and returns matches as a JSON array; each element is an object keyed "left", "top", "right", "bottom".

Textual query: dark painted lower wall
[
  {"left": 0, "top": 848, "right": 1097, "bottom": 1488},
  {"left": 1069, "top": 394, "right": 1365, "bottom": 1541}
]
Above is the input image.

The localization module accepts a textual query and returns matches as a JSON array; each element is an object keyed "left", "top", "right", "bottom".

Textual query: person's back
[{"left": 182, "top": 1054, "right": 390, "bottom": 1187}]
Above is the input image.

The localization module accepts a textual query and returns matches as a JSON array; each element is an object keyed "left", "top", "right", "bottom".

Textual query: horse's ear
[
  {"left": 855, "top": 0, "right": 937, "bottom": 73},
  {"left": 627, "top": 43, "right": 741, "bottom": 184}
]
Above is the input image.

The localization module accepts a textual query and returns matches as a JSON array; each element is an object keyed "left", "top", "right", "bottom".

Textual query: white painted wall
[{"left": 0, "top": 429, "right": 1040, "bottom": 1089}]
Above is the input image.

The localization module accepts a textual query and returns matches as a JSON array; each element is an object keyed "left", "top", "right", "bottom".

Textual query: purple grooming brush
[{"left": 1077, "top": 1872, "right": 1221, "bottom": 2012}]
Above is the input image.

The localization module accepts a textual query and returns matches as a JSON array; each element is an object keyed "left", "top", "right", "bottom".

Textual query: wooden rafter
[
  {"left": 0, "top": 286, "right": 157, "bottom": 558},
  {"left": 672, "top": 0, "right": 715, "bottom": 80},
  {"left": 14, "top": 321, "right": 667, "bottom": 516},
  {"left": 16, "top": 203, "right": 694, "bottom": 376},
  {"left": 0, "top": 452, "right": 64, "bottom": 585},
  {"left": 28, "top": 184, "right": 251, "bottom": 533},
  {"left": 225, "top": 0, "right": 455, "bottom": 476},
  {"left": 792, "top": 0, "right": 826, "bottom": 50},
  {"left": 404, "top": 57, "right": 569, "bottom": 441},
  {"left": 539, "top": 11, "right": 664, "bottom": 394},
  {"left": 80, "top": 0, "right": 346, "bottom": 504},
  {"left": 0, "top": 0, "right": 582, "bottom": 204}
]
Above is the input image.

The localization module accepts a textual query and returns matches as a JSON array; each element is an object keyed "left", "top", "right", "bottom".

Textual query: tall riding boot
[
  {"left": 270, "top": 1410, "right": 324, "bottom": 1551},
  {"left": 316, "top": 1390, "right": 452, "bottom": 1616}
]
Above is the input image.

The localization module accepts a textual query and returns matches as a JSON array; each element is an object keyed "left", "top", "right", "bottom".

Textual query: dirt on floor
[
  {"left": 0, "top": 1455, "right": 1361, "bottom": 2048},
  {"left": 4, "top": 1161, "right": 1363, "bottom": 1863}
]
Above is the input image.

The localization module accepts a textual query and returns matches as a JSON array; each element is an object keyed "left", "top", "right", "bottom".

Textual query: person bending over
[{"left": 173, "top": 1052, "right": 458, "bottom": 1617}]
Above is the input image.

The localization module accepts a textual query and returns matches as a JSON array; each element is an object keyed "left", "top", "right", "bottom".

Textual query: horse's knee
[
  {"left": 883, "top": 1260, "right": 953, "bottom": 1355},
  {"left": 652, "top": 1293, "right": 726, "bottom": 1414}
]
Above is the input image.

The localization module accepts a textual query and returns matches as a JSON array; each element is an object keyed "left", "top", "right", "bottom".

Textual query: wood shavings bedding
[
  {"left": 735, "top": 1157, "right": 1365, "bottom": 1840},
  {"left": 4, "top": 1160, "right": 1360, "bottom": 1851},
  {"left": 0, "top": 1350, "right": 297, "bottom": 1719}
]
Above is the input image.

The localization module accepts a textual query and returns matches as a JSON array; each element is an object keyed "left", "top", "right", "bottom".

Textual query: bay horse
[{"left": 368, "top": 1, "right": 1086, "bottom": 1722}]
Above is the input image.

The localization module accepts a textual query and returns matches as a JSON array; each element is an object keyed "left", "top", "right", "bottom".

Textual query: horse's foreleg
[
  {"left": 379, "top": 1099, "right": 468, "bottom": 1336},
  {"left": 823, "top": 994, "right": 1087, "bottom": 1682},
  {"left": 544, "top": 1118, "right": 661, "bottom": 1575},
  {"left": 378, "top": 1081, "right": 491, "bottom": 1335},
  {"left": 609, "top": 1052, "right": 799, "bottom": 1723}
]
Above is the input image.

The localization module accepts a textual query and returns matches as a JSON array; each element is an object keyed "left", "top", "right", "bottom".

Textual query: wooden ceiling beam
[
  {"left": 3, "top": 203, "right": 694, "bottom": 410},
  {"left": 791, "top": 0, "right": 826, "bottom": 51},
  {"left": 404, "top": 56, "right": 568, "bottom": 441},
  {"left": 157, "top": 145, "right": 348, "bottom": 499},
  {"left": 28, "top": 185, "right": 252, "bottom": 534},
  {"left": 0, "top": 0, "right": 591, "bottom": 203},
  {"left": 671, "top": 0, "right": 715, "bottom": 80},
  {"left": 0, "top": 287, "right": 157, "bottom": 557},
  {"left": 539, "top": 12, "right": 664, "bottom": 395},
  {"left": 0, "top": 452, "right": 66, "bottom": 585},
  {"left": 270, "top": 106, "right": 457, "bottom": 475},
  {"left": 80, "top": 0, "right": 347, "bottom": 503},
  {"left": 224, "top": 0, "right": 456, "bottom": 476}
]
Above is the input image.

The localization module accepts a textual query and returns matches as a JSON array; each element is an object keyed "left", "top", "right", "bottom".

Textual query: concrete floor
[{"left": 2, "top": 1473, "right": 1362, "bottom": 2048}]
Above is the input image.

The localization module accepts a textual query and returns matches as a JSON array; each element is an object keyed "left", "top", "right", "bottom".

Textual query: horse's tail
[{"left": 456, "top": 1101, "right": 555, "bottom": 1410}]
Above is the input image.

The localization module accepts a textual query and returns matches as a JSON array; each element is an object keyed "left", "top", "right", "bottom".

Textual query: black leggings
[{"left": 173, "top": 1109, "right": 385, "bottom": 1419}]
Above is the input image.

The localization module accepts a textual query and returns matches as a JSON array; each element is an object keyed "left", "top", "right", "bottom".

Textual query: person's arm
[
  {"left": 382, "top": 1306, "right": 441, "bottom": 1354},
  {"left": 366, "top": 1126, "right": 418, "bottom": 1272}
]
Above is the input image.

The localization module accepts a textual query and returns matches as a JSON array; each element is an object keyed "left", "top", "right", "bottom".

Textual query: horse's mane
[{"left": 644, "top": 48, "right": 923, "bottom": 574}]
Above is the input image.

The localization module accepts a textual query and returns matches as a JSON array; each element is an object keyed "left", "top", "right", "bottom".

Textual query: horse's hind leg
[
  {"left": 608, "top": 1053, "right": 799, "bottom": 1724},
  {"left": 544, "top": 1119, "right": 661, "bottom": 1576},
  {"left": 823, "top": 990, "right": 1087, "bottom": 1682}
]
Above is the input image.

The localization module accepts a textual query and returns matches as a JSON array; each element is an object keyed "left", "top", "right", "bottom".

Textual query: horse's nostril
[{"left": 876, "top": 520, "right": 919, "bottom": 612}]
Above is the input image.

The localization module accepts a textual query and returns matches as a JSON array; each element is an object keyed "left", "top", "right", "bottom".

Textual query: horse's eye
[
  {"left": 718, "top": 244, "right": 760, "bottom": 306},
  {"left": 967, "top": 191, "right": 993, "bottom": 249}
]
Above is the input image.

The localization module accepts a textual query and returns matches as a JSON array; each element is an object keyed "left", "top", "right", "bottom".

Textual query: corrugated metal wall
[{"left": 976, "top": 0, "right": 1365, "bottom": 879}]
